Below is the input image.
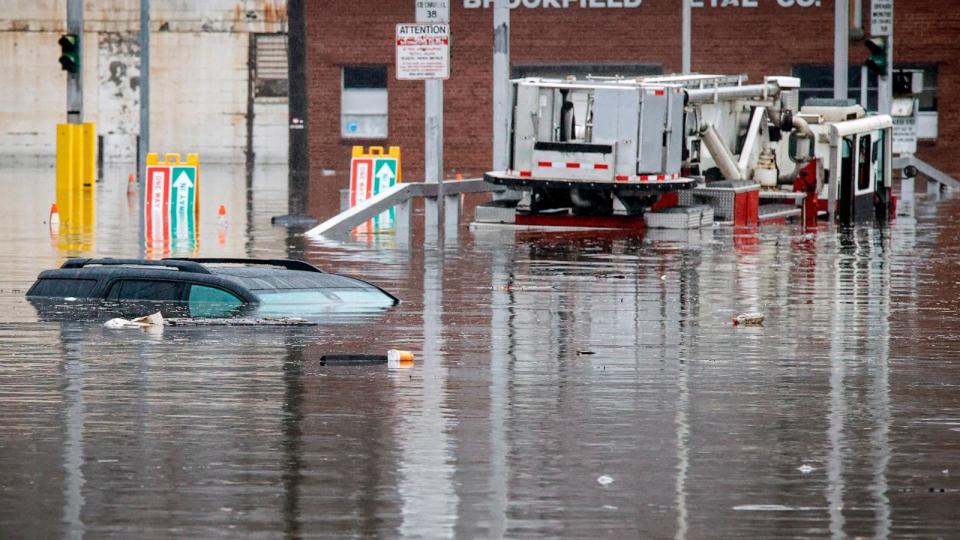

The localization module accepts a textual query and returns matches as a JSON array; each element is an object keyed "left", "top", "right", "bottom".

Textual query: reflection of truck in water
[{"left": 482, "top": 74, "right": 893, "bottom": 226}]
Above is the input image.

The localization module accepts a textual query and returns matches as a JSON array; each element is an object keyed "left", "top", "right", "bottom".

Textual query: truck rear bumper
[{"left": 484, "top": 171, "right": 698, "bottom": 193}]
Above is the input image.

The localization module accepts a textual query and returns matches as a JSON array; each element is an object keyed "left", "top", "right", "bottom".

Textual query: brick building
[{"left": 305, "top": 0, "right": 958, "bottom": 215}]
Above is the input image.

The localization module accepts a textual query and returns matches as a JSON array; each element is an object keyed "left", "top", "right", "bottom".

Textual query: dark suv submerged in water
[{"left": 26, "top": 258, "right": 398, "bottom": 320}]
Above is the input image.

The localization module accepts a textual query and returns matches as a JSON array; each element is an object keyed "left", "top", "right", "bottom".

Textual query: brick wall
[{"left": 306, "top": 0, "right": 960, "bottom": 196}]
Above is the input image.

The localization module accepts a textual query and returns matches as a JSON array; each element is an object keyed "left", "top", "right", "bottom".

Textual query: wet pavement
[{"left": 1, "top": 164, "right": 959, "bottom": 538}]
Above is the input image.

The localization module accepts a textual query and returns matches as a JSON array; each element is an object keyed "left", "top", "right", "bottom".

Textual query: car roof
[{"left": 30, "top": 258, "right": 395, "bottom": 300}]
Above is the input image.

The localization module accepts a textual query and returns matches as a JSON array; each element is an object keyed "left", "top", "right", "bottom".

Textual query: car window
[
  {"left": 188, "top": 285, "right": 243, "bottom": 318},
  {"left": 107, "top": 280, "right": 182, "bottom": 301},
  {"left": 29, "top": 278, "right": 97, "bottom": 297},
  {"left": 254, "top": 289, "right": 396, "bottom": 313}
]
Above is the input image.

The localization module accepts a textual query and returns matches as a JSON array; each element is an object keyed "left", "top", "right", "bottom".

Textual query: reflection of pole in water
[
  {"left": 488, "top": 247, "right": 513, "bottom": 538},
  {"left": 674, "top": 361, "right": 689, "bottom": 540},
  {"left": 824, "top": 229, "right": 894, "bottom": 538},
  {"left": 398, "top": 251, "right": 457, "bottom": 536},
  {"left": 61, "top": 326, "right": 87, "bottom": 538},
  {"left": 281, "top": 346, "right": 305, "bottom": 538},
  {"left": 869, "top": 229, "right": 893, "bottom": 538},
  {"left": 673, "top": 249, "right": 700, "bottom": 540},
  {"left": 826, "top": 234, "right": 850, "bottom": 539}
]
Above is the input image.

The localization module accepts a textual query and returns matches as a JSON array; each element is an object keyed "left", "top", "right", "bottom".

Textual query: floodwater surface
[{"left": 1, "top": 164, "right": 959, "bottom": 538}]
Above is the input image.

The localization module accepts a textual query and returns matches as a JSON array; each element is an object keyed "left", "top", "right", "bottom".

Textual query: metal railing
[{"left": 305, "top": 177, "right": 503, "bottom": 238}]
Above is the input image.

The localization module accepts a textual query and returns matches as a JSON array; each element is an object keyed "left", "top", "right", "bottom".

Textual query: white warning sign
[{"left": 396, "top": 24, "right": 450, "bottom": 80}]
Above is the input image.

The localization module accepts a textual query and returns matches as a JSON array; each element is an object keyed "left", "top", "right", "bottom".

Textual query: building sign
[
  {"left": 463, "top": 0, "right": 820, "bottom": 8},
  {"left": 871, "top": 0, "right": 893, "bottom": 36},
  {"left": 417, "top": 0, "right": 450, "bottom": 22},
  {"left": 396, "top": 24, "right": 450, "bottom": 80}
]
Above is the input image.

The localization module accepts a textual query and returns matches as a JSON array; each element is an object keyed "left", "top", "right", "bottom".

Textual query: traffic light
[
  {"left": 864, "top": 37, "right": 888, "bottom": 78},
  {"left": 58, "top": 34, "right": 79, "bottom": 74}
]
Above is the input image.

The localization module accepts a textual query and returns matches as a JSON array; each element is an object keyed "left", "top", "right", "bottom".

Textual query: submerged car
[{"left": 26, "top": 258, "right": 398, "bottom": 319}]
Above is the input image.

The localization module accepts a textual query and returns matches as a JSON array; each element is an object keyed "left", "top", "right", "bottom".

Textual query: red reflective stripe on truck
[
  {"left": 593, "top": 163, "right": 609, "bottom": 170},
  {"left": 537, "top": 161, "right": 552, "bottom": 167},
  {"left": 615, "top": 175, "right": 629, "bottom": 182},
  {"left": 519, "top": 170, "right": 532, "bottom": 177},
  {"left": 566, "top": 163, "right": 580, "bottom": 169}
]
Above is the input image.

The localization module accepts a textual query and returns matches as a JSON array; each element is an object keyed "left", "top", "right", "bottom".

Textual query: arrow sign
[
  {"left": 372, "top": 158, "right": 398, "bottom": 228},
  {"left": 376, "top": 162, "right": 396, "bottom": 187},
  {"left": 169, "top": 166, "right": 197, "bottom": 241}
]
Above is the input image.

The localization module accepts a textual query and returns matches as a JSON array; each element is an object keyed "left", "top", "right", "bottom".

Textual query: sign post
[{"left": 398, "top": 3, "right": 450, "bottom": 242}]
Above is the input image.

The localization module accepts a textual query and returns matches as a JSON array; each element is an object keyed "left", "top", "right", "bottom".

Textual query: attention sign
[{"left": 396, "top": 24, "right": 450, "bottom": 80}]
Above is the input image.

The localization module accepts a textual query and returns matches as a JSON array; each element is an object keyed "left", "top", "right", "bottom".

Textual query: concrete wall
[{"left": 0, "top": 0, "right": 288, "bottom": 164}]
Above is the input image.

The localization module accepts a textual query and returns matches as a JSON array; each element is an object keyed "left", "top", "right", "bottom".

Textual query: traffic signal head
[
  {"left": 58, "top": 34, "right": 79, "bottom": 73},
  {"left": 864, "top": 37, "right": 888, "bottom": 77}
]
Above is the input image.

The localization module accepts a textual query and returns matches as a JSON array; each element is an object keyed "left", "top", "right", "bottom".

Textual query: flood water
[{"left": 1, "top": 163, "right": 959, "bottom": 538}]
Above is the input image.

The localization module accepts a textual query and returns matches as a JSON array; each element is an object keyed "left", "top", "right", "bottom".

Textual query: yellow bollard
[
  {"left": 55, "top": 123, "right": 97, "bottom": 251},
  {"left": 55, "top": 124, "right": 74, "bottom": 228},
  {"left": 81, "top": 123, "right": 96, "bottom": 233}
]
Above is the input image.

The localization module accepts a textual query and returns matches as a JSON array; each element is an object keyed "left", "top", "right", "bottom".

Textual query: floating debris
[
  {"left": 104, "top": 312, "right": 163, "bottom": 329},
  {"left": 597, "top": 475, "right": 614, "bottom": 486},
  {"left": 733, "top": 312, "right": 765, "bottom": 326},
  {"left": 387, "top": 349, "right": 415, "bottom": 369},
  {"left": 320, "top": 354, "right": 387, "bottom": 366}
]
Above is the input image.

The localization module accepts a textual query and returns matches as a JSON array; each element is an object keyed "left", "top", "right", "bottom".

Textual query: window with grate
[{"left": 254, "top": 34, "right": 288, "bottom": 101}]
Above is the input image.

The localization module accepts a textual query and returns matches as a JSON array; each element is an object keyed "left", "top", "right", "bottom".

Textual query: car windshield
[
  {"left": 252, "top": 288, "right": 396, "bottom": 315},
  {"left": 207, "top": 267, "right": 397, "bottom": 315}
]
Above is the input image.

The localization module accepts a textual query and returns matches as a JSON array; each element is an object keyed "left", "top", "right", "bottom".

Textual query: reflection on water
[{"left": 1, "top": 164, "right": 960, "bottom": 537}]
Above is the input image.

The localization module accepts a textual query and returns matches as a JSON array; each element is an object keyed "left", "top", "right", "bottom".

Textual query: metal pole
[
  {"left": 138, "top": 0, "right": 149, "bottom": 256},
  {"left": 424, "top": 78, "right": 443, "bottom": 242},
  {"left": 271, "top": 0, "right": 315, "bottom": 227},
  {"left": 492, "top": 0, "right": 517, "bottom": 202},
  {"left": 492, "top": 0, "right": 509, "bottom": 172},
  {"left": 834, "top": 0, "right": 849, "bottom": 100},
  {"left": 682, "top": 0, "right": 691, "bottom": 74},
  {"left": 286, "top": 0, "right": 310, "bottom": 217},
  {"left": 877, "top": 1, "right": 893, "bottom": 115},
  {"left": 66, "top": 0, "right": 83, "bottom": 124},
  {"left": 860, "top": 65, "right": 868, "bottom": 108}
]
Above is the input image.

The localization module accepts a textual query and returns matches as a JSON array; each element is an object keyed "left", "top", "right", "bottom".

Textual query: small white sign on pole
[
  {"left": 871, "top": 0, "right": 893, "bottom": 37},
  {"left": 416, "top": 0, "right": 449, "bottom": 23},
  {"left": 892, "top": 96, "right": 917, "bottom": 154},
  {"left": 892, "top": 116, "right": 916, "bottom": 155},
  {"left": 396, "top": 24, "right": 450, "bottom": 80}
]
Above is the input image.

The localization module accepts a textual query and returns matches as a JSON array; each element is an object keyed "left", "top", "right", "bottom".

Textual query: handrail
[
  {"left": 305, "top": 177, "right": 501, "bottom": 238},
  {"left": 60, "top": 258, "right": 212, "bottom": 274}
]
